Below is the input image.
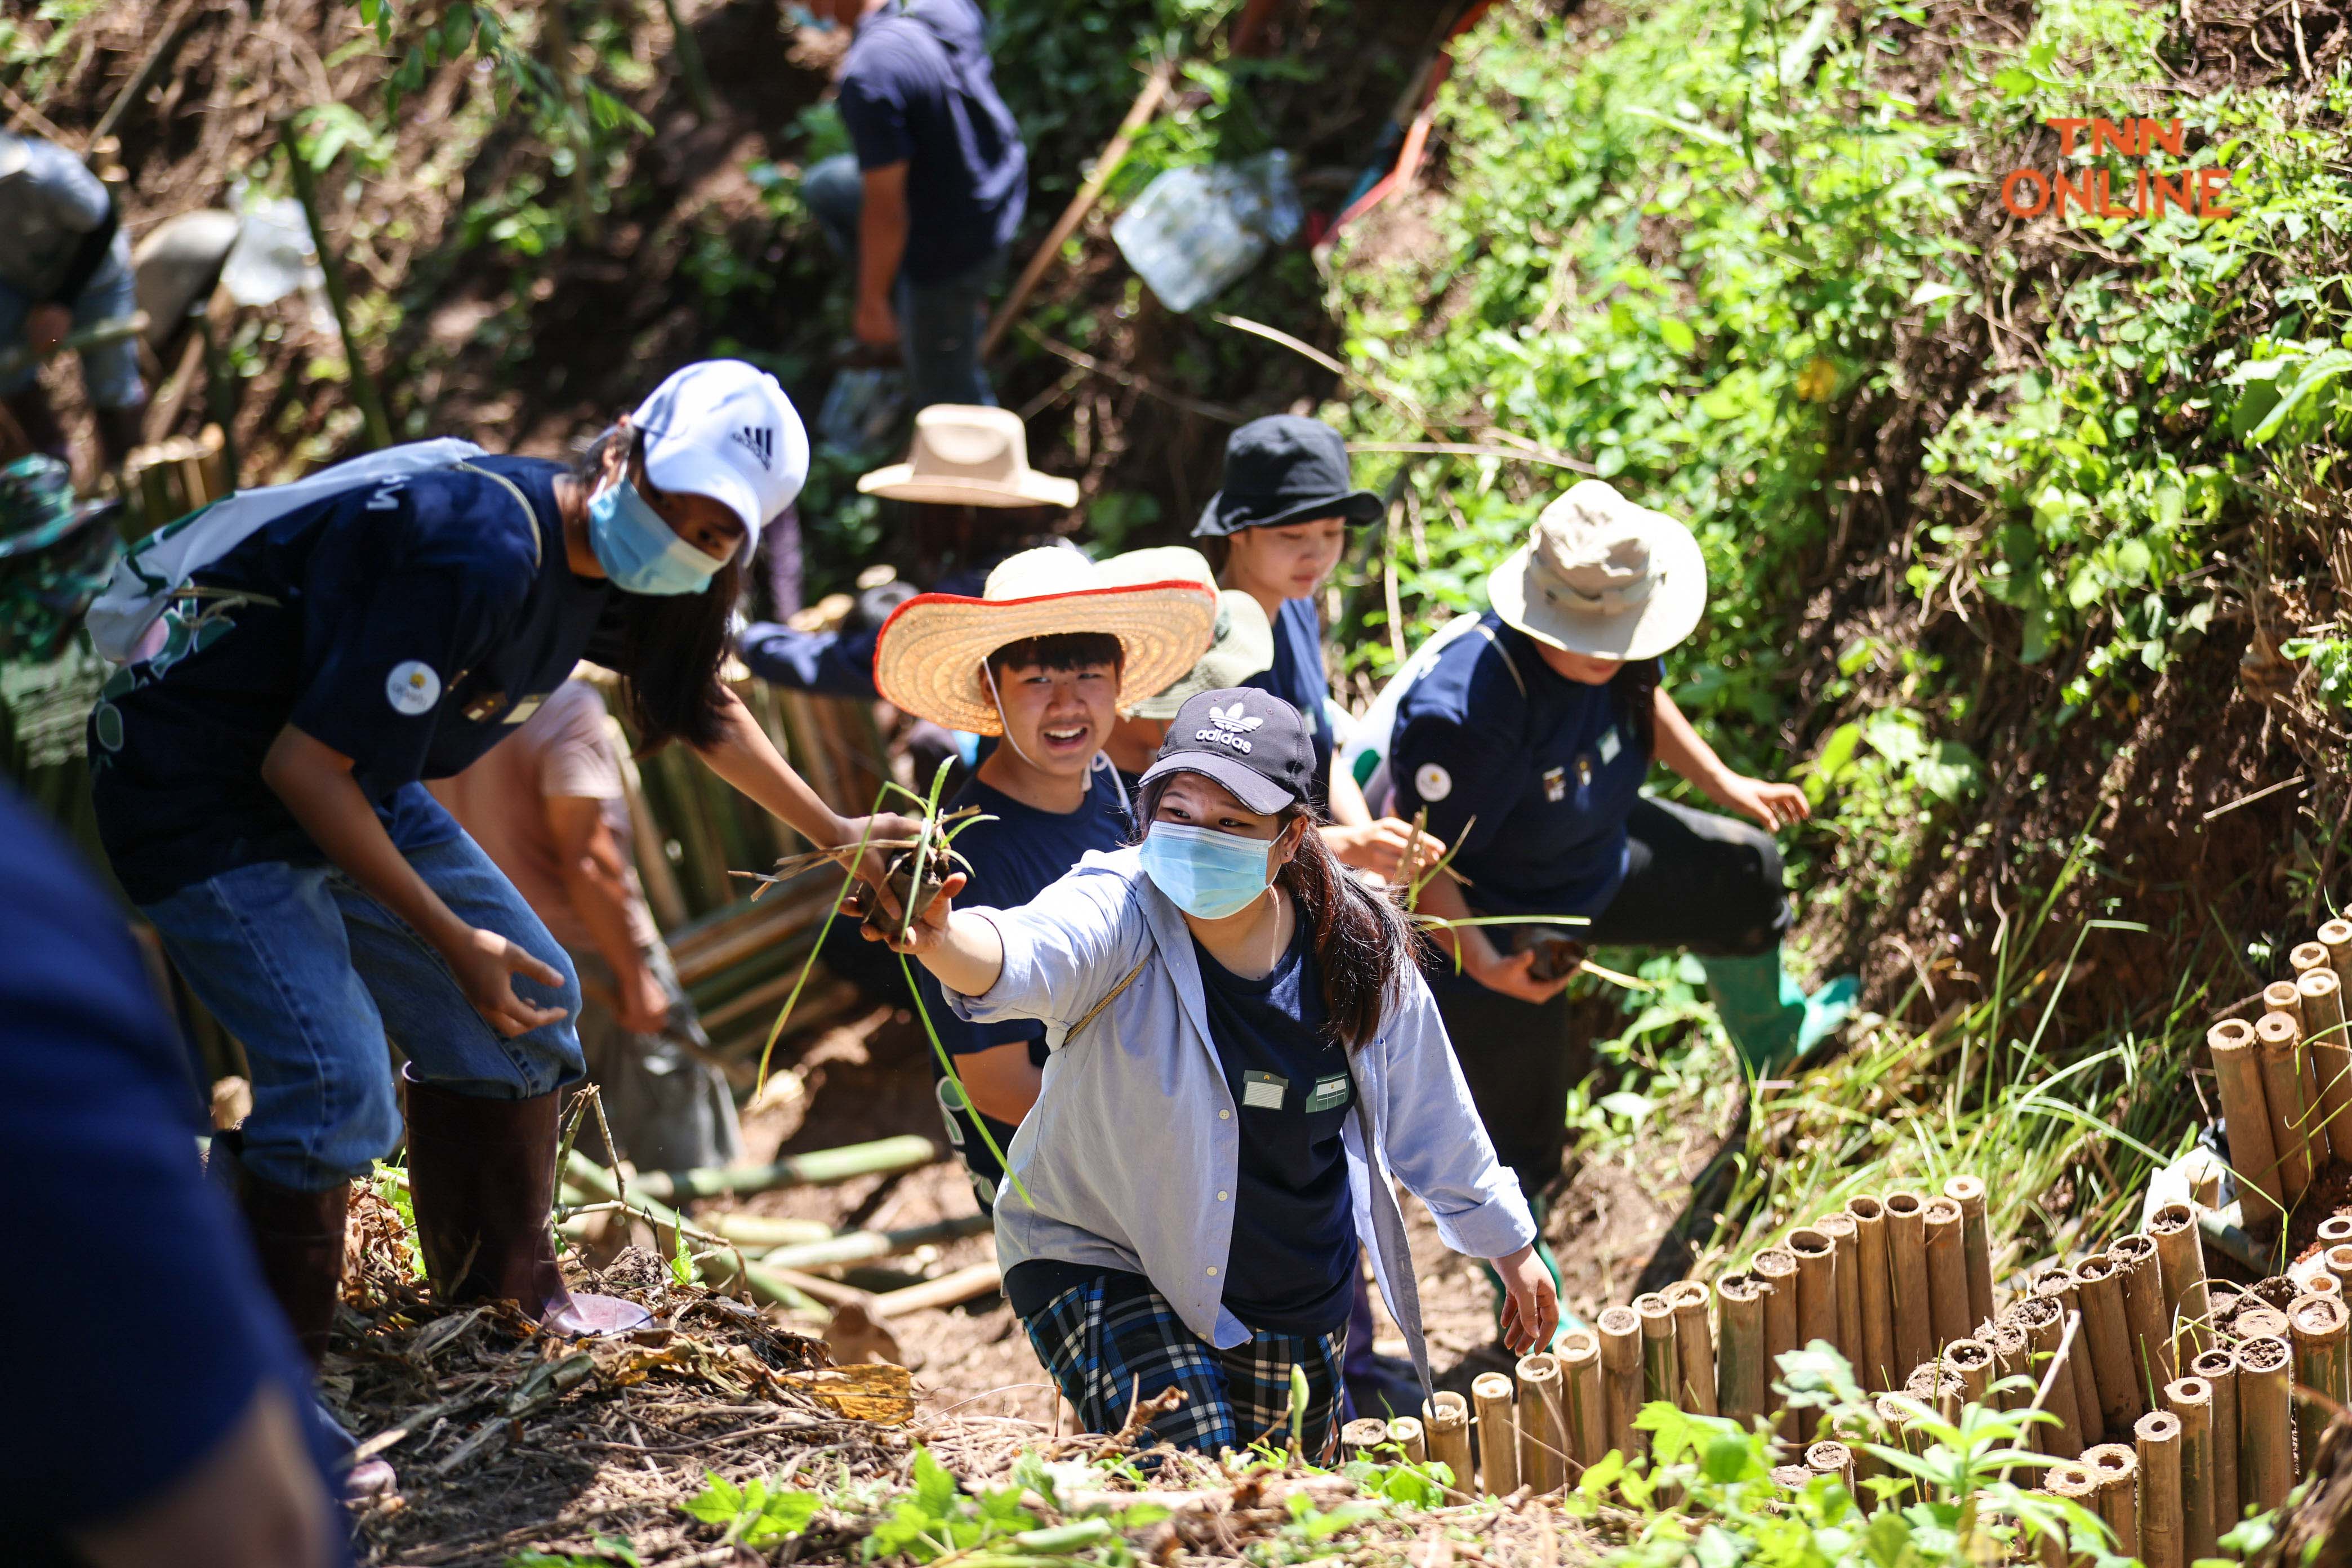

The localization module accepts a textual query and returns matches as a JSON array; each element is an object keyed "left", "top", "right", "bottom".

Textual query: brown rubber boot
[
  {"left": 210, "top": 1132, "right": 349, "bottom": 1365},
  {"left": 400, "top": 1066, "right": 650, "bottom": 1335}
]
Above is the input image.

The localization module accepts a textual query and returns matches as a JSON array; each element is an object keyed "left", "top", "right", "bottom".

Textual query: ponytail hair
[{"left": 1134, "top": 776, "right": 1424, "bottom": 1052}]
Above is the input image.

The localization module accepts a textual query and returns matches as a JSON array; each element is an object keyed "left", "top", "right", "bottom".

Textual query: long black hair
[
  {"left": 1611, "top": 657, "right": 1661, "bottom": 756},
  {"left": 574, "top": 426, "right": 741, "bottom": 751},
  {"left": 1134, "top": 774, "right": 1424, "bottom": 1052}
]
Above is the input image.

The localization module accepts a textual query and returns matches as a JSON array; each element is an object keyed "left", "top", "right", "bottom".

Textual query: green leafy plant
[
  {"left": 508, "top": 1538, "right": 640, "bottom": 1568},
  {"left": 680, "top": 1471, "right": 823, "bottom": 1548}
]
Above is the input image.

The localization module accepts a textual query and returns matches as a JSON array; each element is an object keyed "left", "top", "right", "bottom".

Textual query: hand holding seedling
[
  {"left": 1321, "top": 816, "right": 1448, "bottom": 883},
  {"left": 1477, "top": 944, "right": 1579, "bottom": 1006},
  {"left": 831, "top": 810, "right": 930, "bottom": 915},
  {"left": 861, "top": 868, "right": 967, "bottom": 955},
  {"left": 1494, "top": 1242, "right": 1560, "bottom": 1355}
]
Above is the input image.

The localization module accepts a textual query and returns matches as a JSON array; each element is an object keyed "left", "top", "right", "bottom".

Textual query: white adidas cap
[{"left": 629, "top": 360, "right": 808, "bottom": 553}]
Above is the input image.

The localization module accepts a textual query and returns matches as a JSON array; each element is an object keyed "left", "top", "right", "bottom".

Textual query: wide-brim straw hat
[
  {"left": 1486, "top": 479, "right": 1707, "bottom": 661},
  {"left": 872, "top": 546, "right": 1217, "bottom": 734},
  {"left": 856, "top": 404, "right": 1080, "bottom": 509}
]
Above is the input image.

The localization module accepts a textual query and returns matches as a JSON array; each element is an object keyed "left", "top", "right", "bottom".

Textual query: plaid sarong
[{"left": 1021, "top": 1268, "right": 1345, "bottom": 1458}]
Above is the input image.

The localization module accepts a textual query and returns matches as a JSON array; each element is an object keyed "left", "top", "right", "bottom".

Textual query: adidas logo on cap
[{"left": 732, "top": 425, "right": 775, "bottom": 470}]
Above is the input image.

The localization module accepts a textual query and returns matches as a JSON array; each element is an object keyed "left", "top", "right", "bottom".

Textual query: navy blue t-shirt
[
  {"left": 839, "top": 0, "right": 1027, "bottom": 284},
  {"left": 1245, "top": 596, "right": 1334, "bottom": 812},
  {"left": 90, "top": 456, "right": 615, "bottom": 905},
  {"left": 1197, "top": 920, "right": 1357, "bottom": 1336},
  {"left": 1389, "top": 613, "right": 1656, "bottom": 919},
  {"left": 0, "top": 789, "right": 345, "bottom": 1561}
]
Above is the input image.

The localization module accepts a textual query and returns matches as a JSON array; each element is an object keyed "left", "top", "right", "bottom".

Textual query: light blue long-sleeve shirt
[{"left": 947, "top": 846, "right": 1535, "bottom": 1369}]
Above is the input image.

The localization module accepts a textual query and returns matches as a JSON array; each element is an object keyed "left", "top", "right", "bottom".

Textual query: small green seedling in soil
[
  {"left": 507, "top": 1537, "right": 639, "bottom": 1567},
  {"left": 680, "top": 1471, "right": 822, "bottom": 1548}
]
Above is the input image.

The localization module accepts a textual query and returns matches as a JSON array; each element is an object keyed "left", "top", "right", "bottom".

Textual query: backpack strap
[
  {"left": 1065, "top": 957, "right": 1148, "bottom": 1043},
  {"left": 1471, "top": 620, "right": 1527, "bottom": 699},
  {"left": 451, "top": 460, "right": 542, "bottom": 569}
]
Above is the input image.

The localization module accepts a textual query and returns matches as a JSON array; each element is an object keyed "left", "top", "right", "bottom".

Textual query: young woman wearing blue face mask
[
  {"left": 85, "top": 360, "right": 914, "bottom": 1370},
  {"left": 882, "top": 687, "right": 1556, "bottom": 1458}
]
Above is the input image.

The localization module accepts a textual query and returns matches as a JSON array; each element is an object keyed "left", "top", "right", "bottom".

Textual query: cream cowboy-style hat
[
  {"left": 856, "top": 405, "right": 1080, "bottom": 509},
  {"left": 1095, "top": 547, "right": 1276, "bottom": 720},
  {"left": 1487, "top": 480, "right": 1707, "bottom": 660},
  {"left": 872, "top": 546, "right": 1217, "bottom": 734}
]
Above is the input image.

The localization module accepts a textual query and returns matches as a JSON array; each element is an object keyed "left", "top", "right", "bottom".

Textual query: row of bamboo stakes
[{"left": 2203, "top": 919, "right": 2352, "bottom": 1222}]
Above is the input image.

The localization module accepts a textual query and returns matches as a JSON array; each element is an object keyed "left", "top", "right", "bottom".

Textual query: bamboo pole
[
  {"left": 1944, "top": 1175, "right": 1996, "bottom": 1333},
  {"left": 2328, "top": 1242, "right": 2352, "bottom": 1282},
  {"left": 1945, "top": 1338, "right": 1994, "bottom": 1407},
  {"left": 1925, "top": 1197, "right": 1974, "bottom": 1355},
  {"left": 2136, "top": 1410, "right": 2185, "bottom": 1568},
  {"left": 2075, "top": 1254, "right": 2143, "bottom": 1436},
  {"left": 1667, "top": 1280, "right": 1717, "bottom": 1416},
  {"left": 2237, "top": 1335, "right": 2295, "bottom": 1511},
  {"left": 2258, "top": 1010, "right": 2316, "bottom": 1202},
  {"left": 1598, "top": 1305, "right": 1643, "bottom": 1459},
  {"left": 1789, "top": 1229, "right": 1841, "bottom": 1360},
  {"left": 2113, "top": 1234, "right": 2176, "bottom": 1398},
  {"left": 2045, "top": 1458, "right": 2102, "bottom": 1551},
  {"left": 1885, "top": 1192, "right": 1935, "bottom": 1383},
  {"left": 1426, "top": 1392, "right": 1473, "bottom": 1501},
  {"left": 2322, "top": 917, "right": 2352, "bottom": 976},
  {"left": 1716, "top": 1272, "right": 1769, "bottom": 1426},
  {"left": 563, "top": 1153, "right": 825, "bottom": 1316},
  {"left": 1342, "top": 1416, "right": 1390, "bottom": 1459},
  {"left": 1472, "top": 1371, "right": 1517, "bottom": 1496},
  {"left": 2147, "top": 1202, "right": 2213, "bottom": 1363},
  {"left": 694, "top": 1212, "right": 835, "bottom": 1248},
  {"left": 1516, "top": 1353, "right": 1566, "bottom": 1492},
  {"left": 2293, "top": 940, "right": 2334, "bottom": 979},
  {"left": 2017, "top": 1296, "right": 2086, "bottom": 1458},
  {"left": 2041, "top": 1269, "right": 2108, "bottom": 1445},
  {"left": 2189, "top": 1346, "right": 2240, "bottom": 1529},
  {"left": 2164, "top": 1377, "right": 2216, "bottom": 1565},
  {"left": 1905, "top": 1360, "right": 1966, "bottom": 1423},
  {"left": 2323, "top": 1218, "right": 2352, "bottom": 1245},
  {"left": 1559, "top": 1326, "right": 1606, "bottom": 1469},
  {"left": 2266, "top": 978, "right": 2306, "bottom": 1027},
  {"left": 630, "top": 1136, "right": 941, "bottom": 1202},
  {"left": 1816, "top": 1212, "right": 1864, "bottom": 1371},
  {"left": 1636, "top": 1291, "right": 1681, "bottom": 1416},
  {"left": 1756, "top": 1247, "right": 1801, "bottom": 1419},
  {"left": 1848, "top": 1195, "right": 1898, "bottom": 1392},
  {"left": 724, "top": 1213, "right": 988, "bottom": 1269},
  {"left": 2290, "top": 1293, "right": 2350, "bottom": 1469},
  {"left": 2082, "top": 1442, "right": 2141, "bottom": 1558},
  {"left": 1805, "top": 1439, "right": 1855, "bottom": 1493},
  {"left": 1387, "top": 1415, "right": 1427, "bottom": 1463},
  {"left": 2210, "top": 1018, "right": 2286, "bottom": 1223},
  {"left": 1985, "top": 1318, "right": 2029, "bottom": 1410},
  {"left": 2300, "top": 965, "right": 2352, "bottom": 1164}
]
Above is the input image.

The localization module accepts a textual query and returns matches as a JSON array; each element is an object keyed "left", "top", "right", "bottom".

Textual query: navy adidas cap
[{"left": 1138, "top": 687, "right": 1317, "bottom": 814}]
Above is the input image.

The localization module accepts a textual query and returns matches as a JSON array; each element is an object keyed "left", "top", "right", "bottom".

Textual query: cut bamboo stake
[
  {"left": 2075, "top": 1254, "right": 2144, "bottom": 1435},
  {"left": 1636, "top": 1291, "right": 1680, "bottom": 1416},
  {"left": 2322, "top": 1219, "right": 2352, "bottom": 1245},
  {"left": 1343, "top": 1417, "right": 1390, "bottom": 1459},
  {"left": 1598, "top": 1305, "right": 1643, "bottom": 1459},
  {"left": 2299, "top": 966, "right": 2352, "bottom": 1163},
  {"left": 2257, "top": 1009, "right": 2316, "bottom": 1201},
  {"left": 2017, "top": 1297, "right": 2086, "bottom": 1458},
  {"left": 2289, "top": 1293, "right": 2350, "bottom": 1469},
  {"left": 1426, "top": 1392, "right": 1473, "bottom": 1500},
  {"left": 1472, "top": 1372, "right": 1517, "bottom": 1496},
  {"left": 1905, "top": 1360, "right": 1966, "bottom": 1423},
  {"left": 1945, "top": 1337, "right": 1994, "bottom": 1407},
  {"left": 2045, "top": 1460, "right": 2103, "bottom": 1555},
  {"left": 1667, "top": 1279, "right": 1717, "bottom": 1416},
  {"left": 1984, "top": 1319, "right": 2030, "bottom": 1411},
  {"left": 1945, "top": 1175, "right": 1996, "bottom": 1332},
  {"left": 1789, "top": 1229, "right": 1841, "bottom": 1360},
  {"left": 2113, "top": 1234, "right": 2176, "bottom": 1397},
  {"left": 1716, "top": 1273, "right": 1769, "bottom": 1425},
  {"left": 2164, "top": 1377, "right": 2216, "bottom": 1564},
  {"left": 2328, "top": 1242, "right": 2352, "bottom": 1281},
  {"left": 2136, "top": 1410, "right": 2185, "bottom": 1568},
  {"left": 2035, "top": 1268, "right": 2105, "bottom": 1446},
  {"left": 2210, "top": 1018, "right": 2286, "bottom": 1222},
  {"left": 2322, "top": 917, "right": 2352, "bottom": 977},
  {"left": 2308, "top": 1272, "right": 2343, "bottom": 1301},
  {"left": 630, "top": 1136, "right": 941, "bottom": 1203},
  {"left": 1558, "top": 1326, "right": 1606, "bottom": 1469},
  {"left": 2237, "top": 1335, "right": 2295, "bottom": 1511},
  {"left": 734, "top": 1213, "right": 988, "bottom": 1270},
  {"left": 1387, "top": 1415, "right": 1427, "bottom": 1463},
  {"left": 1805, "top": 1439, "right": 1855, "bottom": 1493},
  {"left": 2083, "top": 1442, "right": 2141, "bottom": 1558},
  {"left": 1816, "top": 1212, "right": 1864, "bottom": 1370},
  {"left": 2189, "top": 1346, "right": 2240, "bottom": 1528},
  {"left": 1848, "top": 1195, "right": 1897, "bottom": 1391},
  {"left": 1756, "top": 1246, "right": 1801, "bottom": 1420},
  {"left": 2293, "top": 939, "right": 2335, "bottom": 978},
  {"left": 1516, "top": 1353, "right": 1566, "bottom": 1493},
  {"left": 1886, "top": 1191, "right": 1935, "bottom": 1382},
  {"left": 2266, "top": 978, "right": 2306, "bottom": 1027},
  {"left": 1925, "top": 1197, "right": 1974, "bottom": 1355},
  {"left": 2148, "top": 1202, "right": 2213, "bottom": 1362}
]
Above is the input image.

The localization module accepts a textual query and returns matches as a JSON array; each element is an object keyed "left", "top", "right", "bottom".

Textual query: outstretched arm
[
  {"left": 876, "top": 873, "right": 1006, "bottom": 999},
  {"left": 1650, "top": 685, "right": 1809, "bottom": 832},
  {"left": 692, "top": 687, "right": 921, "bottom": 890}
]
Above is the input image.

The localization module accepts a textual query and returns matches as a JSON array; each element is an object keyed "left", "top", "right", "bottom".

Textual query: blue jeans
[
  {"left": 142, "top": 805, "right": 583, "bottom": 1192},
  {"left": 801, "top": 153, "right": 1003, "bottom": 410},
  {"left": 0, "top": 237, "right": 144, "bottom": 406}
]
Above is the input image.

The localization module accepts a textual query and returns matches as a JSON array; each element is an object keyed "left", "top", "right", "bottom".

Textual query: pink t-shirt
[{"left": 429, "top": 679, "right": 660, "bottom": 955}]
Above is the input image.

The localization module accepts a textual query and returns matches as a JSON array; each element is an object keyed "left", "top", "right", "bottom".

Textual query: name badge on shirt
[
  {"left": 1306, "top": 1073, "right": 1352, "bottom": 1113},
  {"left": 1543, "top": 765, "right": 1567, "bottom": 803},
  {"left": 1241, "top": 1071, "right": 1287, "bottom": 1111},
  {"left": 504, "top": 694, "right": 547, "bottom": 725},
  {"left": 1598, "top": 724, "right": 1623, "bottom": 765},
  {"left": 461, "top": 690, "right": 507, "bottom": 723}
]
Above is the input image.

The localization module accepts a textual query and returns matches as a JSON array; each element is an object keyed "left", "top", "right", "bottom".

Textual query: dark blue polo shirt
[
  {"left": 0, "top": 789, "right": 345, "bottom": 1562},
  {"left": 1244, "top": 596, "right": 1334, "bottom": 812},
  {"left": 838, "top": 0, "right": 1027, "bottom": 284},
  {"left": 1388, "top": 613, "right": 1656, "bottom": 920},
  {"left": 89, "top": 455, "right": 614, "bottom": 905},
  {"left": 1197, "top": 919, "right": 1356, "bottom": 1336}
]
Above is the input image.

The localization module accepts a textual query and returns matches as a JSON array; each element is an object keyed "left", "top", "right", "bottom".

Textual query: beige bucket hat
[
  {"left": 1487, "top": 479, "right": 1707, "bottom": 660},
  {"left": 856, "top": 404, "right": 1080, "bottom": 509},
  {"left": 1094, "top": 547, "right": 1277, "bottom": 720},
  {"left": 873, "top": 546, "right": 1217, "bottom": 734}
]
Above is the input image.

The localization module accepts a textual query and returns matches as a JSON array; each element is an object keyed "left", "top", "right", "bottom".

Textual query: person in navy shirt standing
[
  {"left": 1194, "top": 416, "right": 1433, "bottom": 884},
  {"left": 802, "top": 0, "right": 1027, "bottom": 409},
  {"left": 84, "top": 362, "right": 911, "bottom": 1370},
  {"left": 1392, "top": 480, "right": 1857, "bottom": 1210}
]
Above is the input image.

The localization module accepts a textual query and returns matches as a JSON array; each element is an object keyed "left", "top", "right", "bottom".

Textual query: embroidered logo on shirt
[
  {"left": 1414, "top": 763, "right": 1453, "bottom": 802},
  {"left": 1306, "top": 1074, "right": 1352, "bottom": 1112},
  {"left": 733, "top": 425, "right": 776, "bottom": 470},
  {"left": 1241, "top": 1071, "right": 1286, "bottom": 1110},
  {"left": 386, "top": 660, "right": 442, "bottom": 716},
  {"left": 1598, "top": 725, "right": 1623, "bottom": 765},
  {"left": 1543, "top": 764, "right": 1567, "bottom": 803}
]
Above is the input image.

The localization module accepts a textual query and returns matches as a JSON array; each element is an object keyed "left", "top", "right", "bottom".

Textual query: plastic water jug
[{"left": 1112, "top": 151, "right": 1303, "bottom": 314}]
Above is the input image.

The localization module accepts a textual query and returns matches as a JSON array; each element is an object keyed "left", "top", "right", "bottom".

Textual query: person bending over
[{"left": 0, "top": 131, "right": 148, "bottom": 465}]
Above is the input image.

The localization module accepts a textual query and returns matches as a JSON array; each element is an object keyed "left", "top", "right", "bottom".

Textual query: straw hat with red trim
[{"left": 872, "top": 547, "right": 1218, "bottom": 734}]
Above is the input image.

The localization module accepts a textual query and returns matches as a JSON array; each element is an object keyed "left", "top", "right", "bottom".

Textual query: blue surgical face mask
[
  {"left": 587, "top": 477, "right": 726, "bottom": 596},
  {"left": 1140, "top": 821, "right": 1278, "bottom": 920}
]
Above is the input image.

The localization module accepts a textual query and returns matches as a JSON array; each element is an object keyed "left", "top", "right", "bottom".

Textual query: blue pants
[
  {"left": 801, "top": 153, "right": 1003, "bottom": 411},
  {"left": 141, "top": 807, "right": 583, "bottom": 1193},
  {"left": 0, "top": 237, "right": 144, "bottom": 407}
]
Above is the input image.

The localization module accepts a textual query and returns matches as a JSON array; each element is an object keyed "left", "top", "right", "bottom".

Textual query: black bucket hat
[{"left": 1193, "top": 416, "right": 1384, "bottom": 538}]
